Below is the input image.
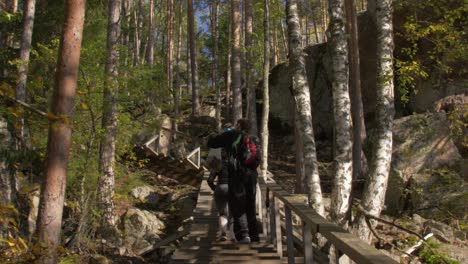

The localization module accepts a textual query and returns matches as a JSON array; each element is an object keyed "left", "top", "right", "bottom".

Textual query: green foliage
[
  {"left": 394, "top": 0, "right": 467, "bottom": 104},
  {"left": 447, "top": 104, "right": 468, "bottom": 149},
  {"left": 417, "top": 240, "right": 459, "bottom": 264}
]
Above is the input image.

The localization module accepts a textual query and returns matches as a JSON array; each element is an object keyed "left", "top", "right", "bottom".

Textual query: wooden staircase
[{"left": 170, "top": 171, "right": 282, "bottom": 264}]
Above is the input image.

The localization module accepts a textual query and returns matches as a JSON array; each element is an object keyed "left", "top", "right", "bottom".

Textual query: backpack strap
[{"left": 231, "top": 133, "right": 243, "bottom": 152}]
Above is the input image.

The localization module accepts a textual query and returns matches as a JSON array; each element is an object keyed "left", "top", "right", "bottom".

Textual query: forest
[{"left": 0, "top": 0, "right": 466, "bottom": 263}]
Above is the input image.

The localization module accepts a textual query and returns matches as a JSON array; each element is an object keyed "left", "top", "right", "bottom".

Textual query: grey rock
[
  {"left": 122, "top": 208, "right": 165, "bottom": 252},
  {"left": 129, "top": 186, "right": 160, "bottom": 207}
]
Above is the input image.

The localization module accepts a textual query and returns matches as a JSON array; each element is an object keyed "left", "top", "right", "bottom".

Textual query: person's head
[{"left": 235, "top": 119, "right": 250, "bottom": 132}]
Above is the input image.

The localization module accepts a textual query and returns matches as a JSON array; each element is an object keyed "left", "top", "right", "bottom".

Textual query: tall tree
[
  {"left": 211, "top": 0, "right": 221, "bottom": 131},
  {"left": 187, "top": 0, "right": 200, "bottom": 116},
  {"left": 167, "top": 0, "right": 174, "bottom": 91},
  {"left": 133, "top": 0, "right": 144, "bottom": 65},
  {"left": 97, "top": 0, "right": 122, "bottom": 228},
  {"left": 328, "top": 0, "right": 353, "bottom": 227},
  {"left": 272, "top": 19, "right": 278, "bottom": 66},
  {"left": 345, "top": 0, "right": 367, "bottom": 181},
  {"left": 167, "top": 0, "right": 175, "bottom": 132},
  {"left": 146, "top": 0, "right": 154, "bottom": 64},
  {"left": 353, "top": 0, "right": 395, "bottom": 243},
  {"left": 174, "top": 1, "right": 182, "bottom": 132},
  {"left": 226, "top": 21, "right": 232, "bottom": 120},
  {"left": 36, "top": 0, "right": 85, "bottom": 250},
  {"left": 285, "top": 0, "right": 324, "bottom": 215},
  {"left": 260, "top": 0, "right": 270, "bottom": 178},
  {"left": 1, "top": 0, "right": 17, "bottom": 79},
  {"left": 245, "top": 0, "right": 257, "bottom": 136},
  {"left": 15, "top": 0, "right": 36, "bottom": 149},
  {"left": 231, "top": 0, "right": 242, "bottom": 124}
]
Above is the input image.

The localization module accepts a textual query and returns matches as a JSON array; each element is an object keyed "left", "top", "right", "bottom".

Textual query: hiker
[
  {"left": 207, "top": 148, "right": 230, "bottom": 241},
  {"left": 207, "top": 119, "right": 260, "bottom": 243}
]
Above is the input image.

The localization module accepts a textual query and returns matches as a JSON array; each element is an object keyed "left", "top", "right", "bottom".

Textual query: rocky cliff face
[{"left": 267, "top": 11, "right": 467, "bottom": 143}]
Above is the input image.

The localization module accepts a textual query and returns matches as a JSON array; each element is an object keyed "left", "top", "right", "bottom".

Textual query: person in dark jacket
[
  {"left": 207, "top": 119, "right": 259, "bottom": 243},
  {"left": 207, "top": 149, "right": 230, "bottom": 241}
]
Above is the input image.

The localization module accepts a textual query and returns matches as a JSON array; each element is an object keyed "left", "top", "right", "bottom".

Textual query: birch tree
[
  {"left": 97, "top": 0, "right": 122, "bottom": 228},
  {"left": 188, "top": 0, "right": 200, "bottom": 116},
  {"left": 231, "top": 0, "right": 242, "bottom": 124},
  {"left": 36, "top": 0, "right": 85, "bottom": 250},
  {"left": 285, "top": 0, "right": 324, "bottom": 215},
  {"left": 260, "top": 0, "right": 270, "bottom": 178},
  {"left": 328, "top": 0, "right": 354, "bottom": 227},
  {"left": 15, "top": 0, "right": 36, "bottom": 149},
  {"left": 353, "top": 0, "right": 395, "bottom": 243}
]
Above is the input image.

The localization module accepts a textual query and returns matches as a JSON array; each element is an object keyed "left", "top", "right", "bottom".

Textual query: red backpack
[{"left": 232, "top": 133, "right": 261, "bottom": 169}]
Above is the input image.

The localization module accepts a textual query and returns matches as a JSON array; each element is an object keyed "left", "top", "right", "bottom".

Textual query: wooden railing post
[
  {"left": 260, "top": 185, "right": 269, "bottom": 238},
  {"left": 303, "top": 221, "right": 313, "bottom": 264},
  {"left": 269, "top": 190, "right": 276, "bottom": 244},
  {"left": 285, "top": 207, "right": 294, "bottom": 264},
  {"left": 274, "top": 196, "right": 283, "bottom": 257}
]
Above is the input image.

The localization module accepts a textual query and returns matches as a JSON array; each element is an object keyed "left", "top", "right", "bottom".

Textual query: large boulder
[
  {"left": 385, "top": 113, "right": 466, "bottom": 217},
  {"left": 129, "top": 186, "right": 160, "bottom": 207},
  {"left": 122, "top": 208, "right": 165, "bottom": 252}
]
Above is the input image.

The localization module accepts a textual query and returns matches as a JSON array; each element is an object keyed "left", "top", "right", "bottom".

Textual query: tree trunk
[
  {"left": 146, "top": 0, "right": 154, "bottom": 64},
  {"left": 285, "top": 0, "right": 324, "bottom": 215},
  {"left": 280, "top": 20, "right": 288, "bottom": 58},
  {"left": 174, "top": 2, "right": 182, "bottom": 133},
  {"left": 345, "top": 0, "right": 367, "bottom": 181},
  {"left": 231, "top": 0, "right": 242, "bottom": 124},
  {"left": 245, "top": 0, "right": 257, "bottom": 136},
  {"left": 122, "top": 0, "right": 131, "bottom": 66},
  {"left": 186, "top": 32, "right": 192, "bottom": 96},
  {"left": 294, "top": 110, "right": 305, "bottom": 193},
  {"left": 134, "top": 0, "right": 144, "bottom": 65},
  {"left": 15, "top": 0, "right": 36, "bottom": 150},
  {"left": 6, "top": 0, "right": 18, "bottom": 12},
  {"left": 211, "top": 0, "right": 221, "bottom": 132},
  {"left": 188, "top": 0, "right": 200, "bottom": 116},
  {"left": 321, "top": 0, "right": 328, "bottom": 42},
  {"left": 328, "top": 0, "right": 353, "bottom": 227},
  {"left": 97, "top": 0, "right": 122, "bottom": 228},
  {"left": 36, "top": 0, "right": 85, "bottom": 250},
  {"left": 167, "top": 0, "right": 174, "bottom": 129},
  {"left": 312, "top": 11, "right": 320, "bottom": 44},
  {"left": 260, "top": 0, "right": 270, "bottom": 178},
  {"left": 272, "top": 20, "right": 278, "bottom": 66},
  {"left": 353, "top": 0, "right": 395, "bottom": 243},
  {"left": 226, "top": 21, "right": 232, "bottom": 120}
]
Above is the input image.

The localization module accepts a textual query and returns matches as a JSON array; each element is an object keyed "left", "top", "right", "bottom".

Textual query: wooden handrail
[{"left": 258, "top": 176, "right": 397, "bottom": 264}]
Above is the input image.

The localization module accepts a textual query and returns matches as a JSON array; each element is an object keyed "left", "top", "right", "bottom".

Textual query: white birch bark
[
  {"left": 97, "top": 0, "right": 121, "bottom": 228},
  {"left": 285, "top": 0, "right": 324, "bottom": 216},
  {"left": 353, "top": 0, "right": 395, "bottom": 243},
  {"left": 260, "top": 0, "right": 270, "bottom": 178},
  {"left": 328, "top": 0, "right": 354, "bottom": 227}
]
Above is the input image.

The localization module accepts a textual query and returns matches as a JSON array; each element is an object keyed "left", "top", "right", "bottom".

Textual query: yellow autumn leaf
[{"left": 81, "top": 102, "right": 89, "bottom": 110}]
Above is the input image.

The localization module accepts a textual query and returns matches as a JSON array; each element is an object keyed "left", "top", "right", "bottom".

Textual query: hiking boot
[
  {"left": 239, "top": 236, "right": 251, "bottom": 244},
  {"left": 220, "top": 233, "right": 227, "bottom": 241}
]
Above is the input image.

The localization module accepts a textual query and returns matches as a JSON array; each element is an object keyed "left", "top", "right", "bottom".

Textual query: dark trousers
[{"left": 229, "top": 169, "right": 259, "bottom": 241}]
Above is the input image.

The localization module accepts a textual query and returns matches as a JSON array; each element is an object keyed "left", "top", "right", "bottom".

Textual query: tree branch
[{"left": 1, "top": 94, "right": 48, "bottom": 119}]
